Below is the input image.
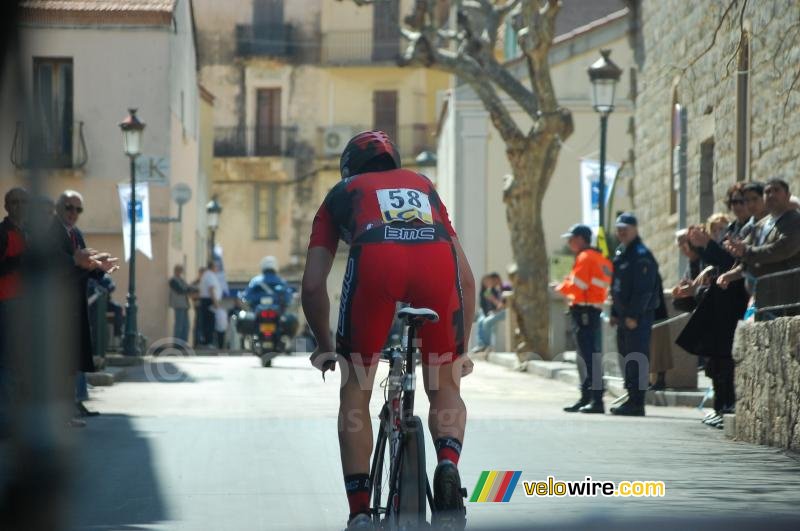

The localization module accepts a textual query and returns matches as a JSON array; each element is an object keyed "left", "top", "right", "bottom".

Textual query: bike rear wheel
[
  {"left": 370, "top": 416, "right": 393, "bottom": 523},
  {"left": 397, "top": 415, "right": 427, "bottom": 527}
]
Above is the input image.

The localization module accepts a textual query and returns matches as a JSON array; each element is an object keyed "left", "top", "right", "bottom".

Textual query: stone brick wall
[
  {"left": 733, "top": 318, "right": 800, "bottom": 450},
  {"left": 632, "top": 0, "right": 800, "bottom": 285}
]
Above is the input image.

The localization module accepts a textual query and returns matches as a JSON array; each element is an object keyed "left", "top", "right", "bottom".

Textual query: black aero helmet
[{"left": 339, "top": 130, "right": 401, "bottom": 179}]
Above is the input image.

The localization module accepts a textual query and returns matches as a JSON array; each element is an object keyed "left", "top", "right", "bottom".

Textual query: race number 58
[{"left": 387, "top": 189, "right": 423, "bottom": 209}]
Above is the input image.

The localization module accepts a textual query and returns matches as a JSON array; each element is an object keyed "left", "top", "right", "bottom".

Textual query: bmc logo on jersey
[{"left": 384, "top": 226, "right": 436, "bottom": 241}]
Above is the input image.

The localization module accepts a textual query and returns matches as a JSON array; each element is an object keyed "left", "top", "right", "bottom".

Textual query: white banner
[
  {"left": 118, "top": 182, "right": 153, "bottom": 261},
  {"left": 580, "top": 158, "right": 620, "bottom": 232}
]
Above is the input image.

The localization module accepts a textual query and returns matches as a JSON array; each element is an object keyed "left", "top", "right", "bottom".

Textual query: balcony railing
[
  {"left": 753, "top": 266, "right": 800, "bottom": 319},
  {"left": 214, "top": 126, "right": 298, "bottom": 157},
  {"left": 320, "top": 30, "right": 401, "bottom": 65},
  {"left": 11, "top": 120, "right": 88, "bottom": 170},
  {"left": 317, "top": 124, "right": 435, "bottom": 160},
  {"left": 236, "top": 24, "right": 295, "bottom": 59}
]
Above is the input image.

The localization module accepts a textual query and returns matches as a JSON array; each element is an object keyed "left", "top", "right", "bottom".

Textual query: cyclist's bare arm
[
  {"left": 452, "top": 237, "right": 476, "bottom": 343},
  {"left": 302, "top": 246, "right": 336, "bottom": 354}
]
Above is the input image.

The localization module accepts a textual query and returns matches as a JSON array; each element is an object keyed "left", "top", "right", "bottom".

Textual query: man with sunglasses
[
  {"left": 0, "top": 187, "right": 29, "bottom": 436},
  {"left": 51, "top": 190, "right": 119, "bottom": 423}
]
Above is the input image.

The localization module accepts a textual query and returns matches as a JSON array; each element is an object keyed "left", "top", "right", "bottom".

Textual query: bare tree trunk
[{"left": 504, "top": 138, "right": 560, "bottom": 360}]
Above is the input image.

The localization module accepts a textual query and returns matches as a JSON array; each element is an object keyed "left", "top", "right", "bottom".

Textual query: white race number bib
[{"left": 376, "top": 188, "right": 434, "bottom": 225}]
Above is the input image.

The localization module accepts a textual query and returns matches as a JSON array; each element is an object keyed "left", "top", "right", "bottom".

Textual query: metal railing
[
  {"left": 213, "top": 125, "right": 298, "bottom": 157},
  {"left": 316, "top": 123, "right": 435, "bottom": 160},
  {"left": 320, "top": 30, "right": 401, "bottom": 64},
  {"left": 236, "top": 23, "right": 295, "bottom": 59},
  {"left": 10, "top": 120, "right": 88, "bottom": 169},
  {"left": 752, "top": 266, "right": 800, "bottom": 317}
]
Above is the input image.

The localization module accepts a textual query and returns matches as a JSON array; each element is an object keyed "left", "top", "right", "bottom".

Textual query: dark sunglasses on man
[{"left": 64, "top": 205, "right": 84, "bottom": 214}]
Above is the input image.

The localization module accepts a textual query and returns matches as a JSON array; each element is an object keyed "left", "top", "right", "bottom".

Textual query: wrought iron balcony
[
  {"left": 236, "top": 23, "right": 295, "bottom": 59},
  {"left": 11, "top": 120, "right": 88, "bottom": 170},
  {"left": 320, "top": 30, "right": 401, "bottom": 65},
  {"left": 214, "top": 125, "right": 298, "bottom": 157}
]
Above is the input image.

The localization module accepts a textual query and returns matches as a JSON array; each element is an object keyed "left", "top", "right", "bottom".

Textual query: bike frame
[{"left": 370, "top": 319, "right": 433, "bottom": 523}]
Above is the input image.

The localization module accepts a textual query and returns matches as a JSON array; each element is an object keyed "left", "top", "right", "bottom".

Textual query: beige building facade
[
  {"left": 194, "top": 0, "right": 449, "bottom": 320},
  {"left": 1, "top": 0, "right": 210, "bottom": 346}
]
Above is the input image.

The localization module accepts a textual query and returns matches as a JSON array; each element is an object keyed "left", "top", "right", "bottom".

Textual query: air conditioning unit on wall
[{"left": 323, "top": 126, "right": 354, "bottom": 157}]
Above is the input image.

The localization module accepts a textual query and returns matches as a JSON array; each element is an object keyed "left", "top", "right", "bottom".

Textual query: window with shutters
[
  {"left": 372, "top": 0, "right": 400, "bottom": 61},
  {"left": 256, "top": 88, "right": 282, "bottom": 156},
  {"left": 33, "top": 57, "right": 74, "bottom": 168},
  {"left": 254, "top": 183, "right": 279, "bottom": 240},
  {"left": 699, "top": 139, "right": 715, "bottom": 222},
  {"left": 373, "top": 91, "right": 398, "bottom": 143}
]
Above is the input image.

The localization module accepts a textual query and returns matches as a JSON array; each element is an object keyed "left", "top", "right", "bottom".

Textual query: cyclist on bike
[{"left": 301, "top": 131, "right": 476, "bottom": 529}]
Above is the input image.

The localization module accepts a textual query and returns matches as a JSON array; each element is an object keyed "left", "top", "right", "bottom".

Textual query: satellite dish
[{"left": 172, "top": 183, "right": 192, "bottom": 206}]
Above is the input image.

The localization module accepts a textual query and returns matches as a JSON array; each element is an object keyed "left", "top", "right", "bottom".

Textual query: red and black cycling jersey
[{"left": 309, "top": 169, "right": 457, "bottom": 254}]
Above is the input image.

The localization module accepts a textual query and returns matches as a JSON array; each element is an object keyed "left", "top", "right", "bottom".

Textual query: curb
[
  {"left": 484, "top": 352, "right": 708, "bottom": 408},
  {"left": 86, "top": 366, "right": 128, "bottom": 387}
]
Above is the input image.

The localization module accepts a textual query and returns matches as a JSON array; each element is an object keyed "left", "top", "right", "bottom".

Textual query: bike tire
[
  {"left": 397, "top": 415, "right": 427, "bottom": 527},
  {"left": 370, "top": 416, "right": 392, "bottom": 522}
]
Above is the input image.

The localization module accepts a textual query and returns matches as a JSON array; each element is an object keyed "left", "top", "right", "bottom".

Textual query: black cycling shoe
[
  {"left": 344, "top": 512, "right": 373, "bottom": 530},
  {"left": 433, "top": 460, "right": 466, "bottom": 530}
]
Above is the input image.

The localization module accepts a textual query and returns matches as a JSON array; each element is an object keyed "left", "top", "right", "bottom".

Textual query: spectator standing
[
  {"left": 191, "top": 266, "right": 206, "bottom": 347},
  {"left": 739, "top": 181, "right": 769, "bottom": 239},
  {"left": 51, "top": 190, "right": 119, "bottom": 423},
  {"left": 0, "top": 188, "right": 28, "bottom": 435},
  {"left": 198, "top": 261, "right": 221, "bottom": 347},
  {"left": 609, "top": 213, "right": 661, "bottom": 416},
  {"left": 555, "top": 224, "right": 613, "bottom": 414},
  {"left": 719, "top": 178, "right": 800, "bottom": 318},
  {"left": 169, "top": 265, "right": 195, "bottom": 345}
]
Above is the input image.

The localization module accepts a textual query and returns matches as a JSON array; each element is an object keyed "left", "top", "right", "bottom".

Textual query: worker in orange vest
[{"left": 555, "top": 224, "right": 613, "bottom": 414}]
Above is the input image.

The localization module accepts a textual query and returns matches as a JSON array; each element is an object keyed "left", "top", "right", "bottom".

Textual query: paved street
[{"left": 69, "top": 354, "right": 800, "bottom": 530}]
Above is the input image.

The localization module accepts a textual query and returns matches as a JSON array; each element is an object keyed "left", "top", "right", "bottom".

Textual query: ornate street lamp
[
  {"left": 119, "top": 109, "right": 145, "bottom": 356},
  {"left": 587, "top": 49, "right": 622, "bottom": 240},
  {"left": 206, "top": 196, "right": 222, "bottom": 262}
]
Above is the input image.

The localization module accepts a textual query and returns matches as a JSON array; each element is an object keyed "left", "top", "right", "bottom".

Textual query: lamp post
[
  {"left": 206, "top": 196, "right": 222, "bottom": 262},
  {"left": 587, "top": 49, "right": 622, "bottom": 239},
  {"left": 119, "top": 109, "right": 145, "bottom": 356}
]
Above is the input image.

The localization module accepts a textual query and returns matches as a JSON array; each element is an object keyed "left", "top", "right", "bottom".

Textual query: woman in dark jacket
[{"left": 677, "top": 184, "right": 751, "bottom": 427}]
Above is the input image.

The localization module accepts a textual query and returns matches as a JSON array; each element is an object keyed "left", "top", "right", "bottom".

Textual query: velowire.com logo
[{"left": 470, "top": 471, "right": 522, "bottom": 503}]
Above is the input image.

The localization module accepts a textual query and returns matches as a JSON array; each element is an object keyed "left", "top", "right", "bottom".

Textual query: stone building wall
[
  {"left": 631, "top": 0, "right": 800, "bottom": 285},
  {"left": 733, "top": 318, "right": 800, "bottom": 450}
]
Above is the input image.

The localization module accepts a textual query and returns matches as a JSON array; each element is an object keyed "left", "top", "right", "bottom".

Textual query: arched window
[{"left": 735, "top": 31, "right": 750, "bottom": 181}]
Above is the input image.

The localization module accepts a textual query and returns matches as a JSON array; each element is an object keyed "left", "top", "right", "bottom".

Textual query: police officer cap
[
  {"left": 615, "top": 212, "right": 638, "bottom": 227},
  {"left": 561, "top": 223, "right": 593, "bottom": 241}
]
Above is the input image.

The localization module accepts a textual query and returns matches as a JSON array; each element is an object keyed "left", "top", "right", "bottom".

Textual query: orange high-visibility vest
[{"left": 555, "top": 248, "right": 613, "bottom": 306}]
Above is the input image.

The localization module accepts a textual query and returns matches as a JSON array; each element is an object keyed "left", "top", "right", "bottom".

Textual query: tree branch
[
  {"left": 519, "top": 0, "right": 560, "bottom": 115},
  {"left": 679, "top": 0, "right": 737, "bottom": 78}
]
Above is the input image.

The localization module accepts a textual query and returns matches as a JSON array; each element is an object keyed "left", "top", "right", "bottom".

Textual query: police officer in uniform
[
  {"left": 557, "top": 224, "right": 613, "bottom": 414},
  {"left": 609, "top": 213, "right": 660, "bottom": 416}
]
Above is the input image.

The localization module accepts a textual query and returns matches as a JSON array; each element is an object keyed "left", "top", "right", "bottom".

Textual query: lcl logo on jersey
[{"left": 383, "top": 208, "right": 433, "bottom": 224}]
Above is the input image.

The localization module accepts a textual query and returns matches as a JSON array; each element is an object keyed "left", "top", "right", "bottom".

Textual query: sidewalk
[{"left": 482, "top": 351, "right": 710, "bottom": 408}]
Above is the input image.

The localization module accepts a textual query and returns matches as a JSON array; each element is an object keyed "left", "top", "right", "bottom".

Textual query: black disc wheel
[{"left": 397, "top": 415, "right": 427, "bottom": 527}]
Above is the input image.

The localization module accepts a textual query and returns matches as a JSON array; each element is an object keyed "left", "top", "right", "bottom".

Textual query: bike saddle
[{"left": 397, "top": 307, "right": 439, "bottom": 324}]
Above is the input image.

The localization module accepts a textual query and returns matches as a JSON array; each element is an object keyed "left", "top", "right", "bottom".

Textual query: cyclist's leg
[
  {"left": 409, "top": 242, "right": 468, "bottom": 521},
  {"left": 406, "top": 242, "right": 467, "bottom": 455},
  {"left": 336, "top": 244, "right": 404, "bottom": 520}
]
